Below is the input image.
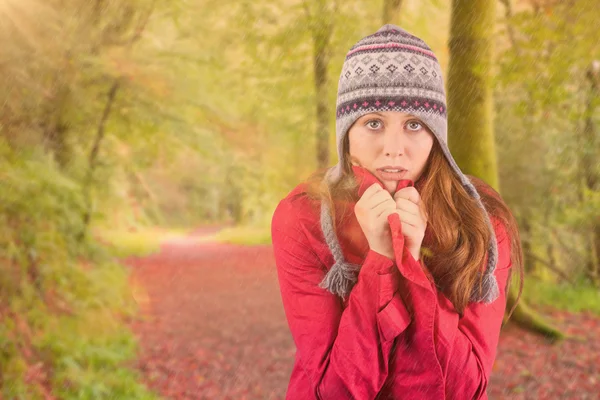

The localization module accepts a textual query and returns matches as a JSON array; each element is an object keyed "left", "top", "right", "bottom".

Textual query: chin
[{"left": 383, "top": 182, "right": 396, "bottom": 194}]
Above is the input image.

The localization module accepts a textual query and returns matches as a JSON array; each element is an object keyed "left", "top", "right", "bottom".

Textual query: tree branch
[
  {"left": 78, "top": 79, "right": 121, "bottom": 240},
  {"left": 499, "top": 0, "right": 520, "bottom": 57},
  {"left": 302, "top": 0, "right": 312, "bottom": 30},
  {"left": 551, "top": 228, "right": 587, "bottom": 267},
  {"left": 525, "top": 251, "right": 575, "bottom": 285},
  {"left": 127, "top": 0, "right": 156, "bottom": 46}
]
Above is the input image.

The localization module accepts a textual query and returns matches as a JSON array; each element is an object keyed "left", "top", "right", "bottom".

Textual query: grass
[
  {"left": 36, "top": 308, "right": 160, "bottom": 400},
  {"left": 93, "top": 226, "right": 192, "bottom": 258},
  {"left": 1, "top": 256, "right": 161, "bottom": 400},
  {"left": 95, "top": 220, "right": 274, "bottom": 249},
  {"left": 211, "top": 225, "right": 272, "bottom": 246},
  {"left": 523, "top": 277, "right": 600, "bottom": 315}
]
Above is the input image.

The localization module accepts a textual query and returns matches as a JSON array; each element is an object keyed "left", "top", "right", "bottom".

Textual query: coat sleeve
[
  {"left": 271, "top": 199, "right": 412, "bottom": 400},
  {"left": 393, "top": 216, "right": 513, "bottom": 400}
]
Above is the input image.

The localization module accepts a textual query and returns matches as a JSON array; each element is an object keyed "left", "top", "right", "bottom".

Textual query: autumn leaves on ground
[{"left": 125, "top": 229, "right": 600, "bottom": 400}]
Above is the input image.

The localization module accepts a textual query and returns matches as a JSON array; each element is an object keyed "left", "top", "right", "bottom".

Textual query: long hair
[{"left": 304, "top": 134, "right": 523, "bottom": 318}]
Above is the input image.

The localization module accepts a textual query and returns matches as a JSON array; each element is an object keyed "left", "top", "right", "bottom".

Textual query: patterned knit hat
[{"left": 319, "top": 24, "right": 500, "bottom": 304}]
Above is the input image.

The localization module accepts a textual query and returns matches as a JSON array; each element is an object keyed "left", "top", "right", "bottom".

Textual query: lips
[
  {"left": 376, "top": 166, "right": 407, "bottom": 181},
  {"left": 377, "top": 169, "right": 407, "bottom": 181},
  {"left": 377, "top": 165, "right": 407, "bottom": 173}
]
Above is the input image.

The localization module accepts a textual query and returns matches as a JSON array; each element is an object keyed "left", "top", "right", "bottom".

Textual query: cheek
[
  {"left": 349, "top": 131, "right": 375, "bottom": 158},
  {"left": 415, "top": 135, "right": 434, "bottom": 159}
]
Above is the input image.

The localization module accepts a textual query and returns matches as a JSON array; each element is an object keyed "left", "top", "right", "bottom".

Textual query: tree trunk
[
  {"left": 78, "top": 79, "right": 120, "bottom": 241},
  {"left": 582, "top": 61, "right": 600, "bottom": 286},
  {"left": 308, "top": 0, "right": 334, "bottom": 170},
  {"left": 504, "top": 295, "right": 564, "bottom": 340},
  {"left": 546, "top": 241, "right": 557, "bottom": 278},
  {"left": 382, "top": 0, "right": 403, "bottom": 25},
  {"left": 222, "top": 165, "right": 244, "bottom": 224},
  {"left": 42, "top": 71, "right": 73, "bottom": 169},
  {"left": 447, "top": 0, "right": 498, "bottom": 189},
  {"left": 44, "top": 113, "right": 71, "bottom": 169},
  {"left": 520, "top": 215, "right": 536, "bottom": 274},
  {"left": 448, "top": 0, "right": 563, "bottom": 339}
]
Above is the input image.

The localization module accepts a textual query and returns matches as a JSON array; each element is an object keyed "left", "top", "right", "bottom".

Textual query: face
[{"left": 348, "top": 111, "right": 435, "bottom": 194}]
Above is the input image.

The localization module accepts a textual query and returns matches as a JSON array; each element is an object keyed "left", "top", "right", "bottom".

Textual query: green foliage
[
  {"left": 94, "top": 227, "right": 191, "bottom": 258},
  {"left": 0, "top": 139, "right": 157, "bottom": 398},
  {"left": 558, "top": 185, "right": 600, "bottom": 230},
  {"left": 494, "top": 0, "right": 600, "bottom": 279},
  {"left": 34, "top": 305, "right": 154, "bottom": 399},
  {"left": 0, "top": 140, "right": 86, "bottom": 291},
  {"left": 213, "top": 226, "right": 272, "bottom": 246},
  {"left": 524, "top": 278, "right": 600, "bottom": 316}
]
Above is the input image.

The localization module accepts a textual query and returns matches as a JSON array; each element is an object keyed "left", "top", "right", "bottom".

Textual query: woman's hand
[
  {"left": 354, "top": 183, "right": 398, "bottom": 260},
  {"left": 393, "top": 187, "right": 427, "bottom": 261}
]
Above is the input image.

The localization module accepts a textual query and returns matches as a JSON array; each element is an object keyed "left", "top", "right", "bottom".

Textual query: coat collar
[
  {"left": 349, "top": 165, "right": 433, "bottom": 250},
  {"left": 351, "top": 165, "right": 415, "bottom": 197},
  {"left": 328, "top": 166, "right": 426, "bottom": 266}
]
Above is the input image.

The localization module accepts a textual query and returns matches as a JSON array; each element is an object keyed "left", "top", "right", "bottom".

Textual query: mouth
[{"left": 376, "top": 167, "right": 408, "bottom": 181}]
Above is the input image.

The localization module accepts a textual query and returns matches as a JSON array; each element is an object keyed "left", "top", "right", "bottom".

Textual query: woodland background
[{"left": 1, "top": 0, "right": 599, "bottom": 398}]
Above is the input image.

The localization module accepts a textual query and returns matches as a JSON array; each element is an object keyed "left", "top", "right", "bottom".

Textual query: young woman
[{"left": 271, "top": 24, "right": 524, "bottom": 400}]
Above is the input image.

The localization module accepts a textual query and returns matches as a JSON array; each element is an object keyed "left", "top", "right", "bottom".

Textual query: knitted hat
[{"left": 319, "top": 24, "right": 500, "bottom": 304}]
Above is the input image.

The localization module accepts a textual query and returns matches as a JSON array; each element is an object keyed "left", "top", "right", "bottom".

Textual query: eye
[
  {"left": 406, "top": 120, "right": 423, "bottom": 131},
  {"left": 365, "top": 119, "right": 383, "bottom": 130}
]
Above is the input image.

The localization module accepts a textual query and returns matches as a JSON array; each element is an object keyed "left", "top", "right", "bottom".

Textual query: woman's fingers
[
  {"left": 394, "top": 186, "right": 421, "bottom": 205},
  {"left": 391, "top": 210, "right": 425, "bottom": 238},
  {"left": 360, "top": 184, "right": 396, "bottom": 214},
  {"left": 395, "top": 197, "right": 420, "bottom": 216},
  {"left": 391, "top": 209, "right": 421, "bottom": 228},
  {"left": 373, "top": 196, "right": 397, "bottom": 218},
  {"left": 360, "top": 184, "right": 426, "bottom": 229},
  {"left": 362, "top": 183, "right": 386, "bottom": 203},
  {"left": 399, "top": 220, "right": 424, "bottom": 240}
]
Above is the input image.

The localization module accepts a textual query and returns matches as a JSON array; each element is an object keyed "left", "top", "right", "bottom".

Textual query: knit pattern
[{"left": 317, "top": 200, "right": 362, "bottom": 301}]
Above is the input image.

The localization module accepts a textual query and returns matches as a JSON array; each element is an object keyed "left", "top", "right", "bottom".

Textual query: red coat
[{"left": 271, "top": 167, "right": 513, "bottom": 400}]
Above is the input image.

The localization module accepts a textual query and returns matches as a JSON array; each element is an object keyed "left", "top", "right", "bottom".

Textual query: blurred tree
[
  {"left": 382, "top": 0, "right": 403, "bottom": 25},
  {"left": 447, "top": 0, "right": 563, "bottom": 338},
  {"left": 80, "top": 80, "right": 121, "bottom": 239},
  {"left": 495, "top": 0, "right": 600, "bottom": 287},
  {"left": 582, "top": 61, "right": 600, "bottom": 285},
  {"left": 304, "top": 0, "right": 337, "bottom": 170},
  {"left": 447, "top": 0, "right": 498, "bottom": 189},
  {"left": 498, "top": 0, "right": 538, "bottom": 275}
]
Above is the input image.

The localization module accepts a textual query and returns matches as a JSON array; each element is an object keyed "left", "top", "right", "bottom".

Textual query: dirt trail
[{"left": 126, "top": 237, "right": 600, "bottom": 399}]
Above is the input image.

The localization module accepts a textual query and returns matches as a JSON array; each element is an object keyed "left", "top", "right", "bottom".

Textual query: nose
[{"left": 383, "top": 129, "right": 405, "bottom": 157}]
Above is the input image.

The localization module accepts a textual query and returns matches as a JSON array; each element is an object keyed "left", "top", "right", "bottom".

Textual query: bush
[{"left": 0, "top": 140, "right": 158, "bottom": 399}]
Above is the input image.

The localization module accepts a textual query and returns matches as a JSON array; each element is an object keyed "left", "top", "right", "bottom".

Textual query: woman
[{"left": 271, "top": 24, "right": 524, "bottom": 400}]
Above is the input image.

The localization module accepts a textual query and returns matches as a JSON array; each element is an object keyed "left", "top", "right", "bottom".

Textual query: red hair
[{"left": 304, "top": 137, "right": 523, "bottom": 317}]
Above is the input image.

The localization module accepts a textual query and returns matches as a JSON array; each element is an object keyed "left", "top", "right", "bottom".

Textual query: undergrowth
[{"left": 0, "top": 142, "right": 159, "bottom": 399}]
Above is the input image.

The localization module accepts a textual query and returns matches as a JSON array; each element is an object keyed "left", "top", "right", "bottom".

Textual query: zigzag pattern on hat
[{"left": 336, "top": 96, "right": 446, "bottom": 118}]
